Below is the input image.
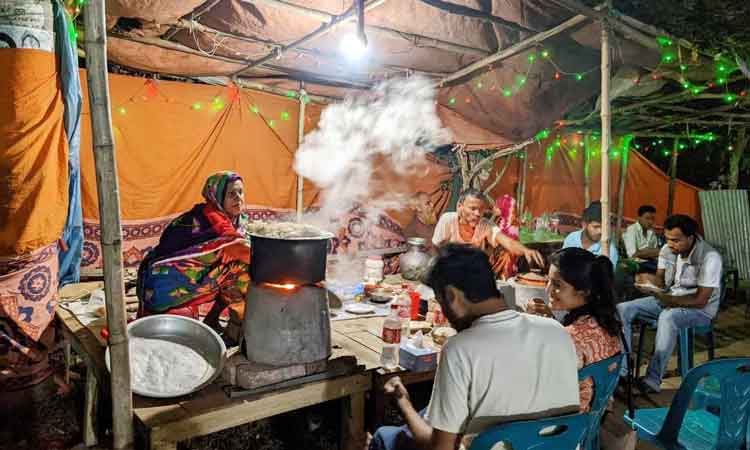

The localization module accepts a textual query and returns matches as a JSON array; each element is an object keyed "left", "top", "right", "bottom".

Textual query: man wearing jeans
[{"left": 617, "top": 215, "right": 722, "bottom": 393}]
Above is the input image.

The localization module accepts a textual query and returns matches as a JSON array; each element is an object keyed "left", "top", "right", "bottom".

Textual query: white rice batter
[{"left": 130, "top": 337, "right": 210, "bottom": 396}]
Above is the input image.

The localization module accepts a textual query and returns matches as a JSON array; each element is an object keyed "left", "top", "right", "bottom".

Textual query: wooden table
[
  {"left": 55, "top": 287, "right": 438, "bottom": 449},
  {"left": 331, "top": 317, "right": 438, "bottom": 430}
]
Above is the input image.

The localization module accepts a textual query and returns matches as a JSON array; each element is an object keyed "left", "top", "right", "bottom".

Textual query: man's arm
[
  {"left": 635, "top": 269, "right": 666, "bottom": 288},
  {"left": 384, "top": 377, "right": 434, "bottom": 448},
  {"left": 623, "top": 227, "right": 637, "bottom": 258},
  {"left": 431, "top": 429, "right": 462, "bottom": 450},
  {"left": 654, "top": 286, "right": 714, "bottom": 308},
  {"left": 432, "top": 213, "right": 450, "bottom": 247},
  {"left": 494, "top": 231, "right": 545, "bottom": 267}
]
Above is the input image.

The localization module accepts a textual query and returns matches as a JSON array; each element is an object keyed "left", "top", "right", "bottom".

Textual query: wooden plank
[
  {"left": 143, "top": 373, "right": 372, "bottom": 444},
  {"left": 347, "top": 331, "right": 386, "bottom": 355},
  {"left": 83, "top": 371, "right": 99, "bottom": 447},
  {"left": 56, "top": 307, "right": 107, "bottom": 376},
  {"left": 332, "top": 316, "right": 384, "bottom": 334},
  {"left": 332, "top": 331, "right": 381, "bottom": 370}
]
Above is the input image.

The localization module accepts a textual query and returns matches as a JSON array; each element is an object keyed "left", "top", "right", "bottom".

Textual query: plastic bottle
[
  {"left": 396, "top": 292, "right": 411, "bottom": 344},
  {"left": 381, "top": 304, "right": 401, "bottom": 369}
]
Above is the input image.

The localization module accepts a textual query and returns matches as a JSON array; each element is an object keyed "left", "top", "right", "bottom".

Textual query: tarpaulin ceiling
[{"left": 100, "top": 0, "right": 661, "bottom": 143}]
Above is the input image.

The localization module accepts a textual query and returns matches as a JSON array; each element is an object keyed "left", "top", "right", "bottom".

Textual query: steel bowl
[{"left": 105, "top": 315, "right": 226, "bottom": 398}]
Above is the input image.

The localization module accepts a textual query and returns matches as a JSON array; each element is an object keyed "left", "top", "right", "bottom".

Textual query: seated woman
[
  {"left": 137, "top": 171, "right": 251, "bottom": 330},
  {"left": 526, "top": 247, "right": 621, "bottom": 411},
  {"left": 490, "top": 194, "right": 520, "bottom": 279}
]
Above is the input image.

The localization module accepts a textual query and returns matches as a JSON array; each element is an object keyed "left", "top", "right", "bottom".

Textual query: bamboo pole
[
  {"left": 83, "top": 1, "right": 133, "bottom": 448},
  {"left": 583, "top": 134, "right": 591, "bottom": 207},
  {"left": 599, "top": 14, "right": 612, "bottom": 258},
  {"left": 296, "top": 85, "right": 307, "bottom": 221},
  {"left": 518, "top": 148, "right": 529, "bottom": 215},
  {"left": 615, "top": 140, "right": 629, "bottom": 244},
  {"left": 667, "top": 138, "right": 679, "bottom": 216}
]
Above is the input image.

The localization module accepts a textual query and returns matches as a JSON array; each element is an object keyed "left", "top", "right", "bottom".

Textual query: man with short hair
[
  {"left": 562, "top": 201, "right": 619, "bottom": 266},
  {"left": 368, "top": 244, "right": 580, "bottom": 450},
  {"left": 617, "top": 215, "right": 722, "bottom": 393},
  {"left": 432, "top": 189, "right": 544, "bottom": 267}
]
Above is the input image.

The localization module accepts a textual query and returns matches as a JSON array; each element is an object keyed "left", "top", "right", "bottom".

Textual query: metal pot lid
[{"left": 247, "top": 231, "right": 334, "bottom": 241}]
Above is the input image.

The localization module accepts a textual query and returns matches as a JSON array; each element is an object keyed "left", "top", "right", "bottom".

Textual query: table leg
[
  {"left": 370, "top": 390, "right": 386, "bottom": 431},
  {"left": 341, "top": 392, "right": 366, "bottom": 450},
  {"left": 83, "top": 366, "right": 99, "bottom": 447}
]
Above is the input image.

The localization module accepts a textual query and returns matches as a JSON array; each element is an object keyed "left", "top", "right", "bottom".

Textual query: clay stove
[{"left": 223, "top": 231, "right": 355, "bottom": 398}]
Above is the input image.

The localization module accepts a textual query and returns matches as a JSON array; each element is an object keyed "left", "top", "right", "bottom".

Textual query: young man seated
[
  {"left": 368, "top": 244, "right": 580, "bottom": 450},
  {"left": 563, "top": 201, "right": 619, "bottom": 267},
  {"left": 622, "top": 205, "right": 660, "bottom": 273},
  {"left": 617, "top": 215, "right": 722, "bottom": 393}
]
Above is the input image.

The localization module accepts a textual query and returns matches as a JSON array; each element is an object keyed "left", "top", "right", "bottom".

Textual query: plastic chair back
[
  {"left": 578, "top": 353, "right": 623, "bottom": 450},
  {"left": 468, "top": 413, "right": 588, "bottom": 450},
  {"left": 658, "top": 358, "right": 750, "bottom": 450}
]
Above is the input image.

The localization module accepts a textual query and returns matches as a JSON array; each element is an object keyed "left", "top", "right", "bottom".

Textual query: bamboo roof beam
[
  {"left": 110, "top": 33, "right": 373, "bottom": 89},
  {"left": 173, "top": 19, "right": 450, "bottom": 78},
  {"left": 230, "top": 0, "right": 390, "bottom": 76},
  {"left": 437, "top": 8, "right": 601, "bottom": 86},
  {"left": 242, "top": 0, "right": 491, "bottom": 57}
]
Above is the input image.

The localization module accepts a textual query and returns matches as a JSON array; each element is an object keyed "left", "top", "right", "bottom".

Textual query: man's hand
[
  {"left": 384, "top": 376, "right": 410, "bottom": 402},
  {"left": 522, "top": 248, "right": 545, "bottom": 268}
]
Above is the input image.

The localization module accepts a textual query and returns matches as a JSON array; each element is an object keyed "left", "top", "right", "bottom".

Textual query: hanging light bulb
[{"left": 341, "top": 0, "right": 368, "bottom": 60}]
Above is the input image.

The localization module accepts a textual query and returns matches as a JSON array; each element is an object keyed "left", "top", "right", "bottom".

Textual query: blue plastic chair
[
  {"left": 623, "top": 358, "right": 750, "bottom": 450},
  {"left": 468, "top": 413, "right": 588, "bottom": 450},
  {"left": 469, "top": 354, "right": 623, "bottom": 450},
  {"left": 579, "top": 353, "right": 624, "bottom": 450}
]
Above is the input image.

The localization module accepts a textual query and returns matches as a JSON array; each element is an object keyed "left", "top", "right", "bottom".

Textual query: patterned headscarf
[{"left": 202, "top": 171, "right": 243, "bottom": 213}]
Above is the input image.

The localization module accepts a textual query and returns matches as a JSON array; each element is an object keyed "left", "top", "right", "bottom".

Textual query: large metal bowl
[{"left": 105, "top": 315, "right": 226, "bottom": 398}]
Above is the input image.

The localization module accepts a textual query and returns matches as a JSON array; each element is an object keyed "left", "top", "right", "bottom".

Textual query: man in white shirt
[
  {"left": 432, "top": 189, "right": 544, "bottom": 267},
  {"left": 368, "top": 244, "right": 580, "bottom": 450},
  {"left": 617, "top": 215, "right": 722, "bottom": 393},
  {"left": 622, "top": 205, "right": 660, "bottom": 272}
]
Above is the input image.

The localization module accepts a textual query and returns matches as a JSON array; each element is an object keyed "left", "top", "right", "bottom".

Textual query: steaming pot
[{"left": 249, "top": 233, "right": 333, "bottom": 285}]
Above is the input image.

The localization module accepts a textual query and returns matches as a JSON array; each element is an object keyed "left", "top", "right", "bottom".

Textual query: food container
[
  {"left": 106, "top": 315, "right": 226, "bottom": 398},
  {"left": 249, "top": 232, "right": 333, "bottom": 285},
  {"left": 509, "top": 273, "right": 549, "bottom": 310},
  {"left": 399, "top": 237, "right": 432, "bottom": 281}
]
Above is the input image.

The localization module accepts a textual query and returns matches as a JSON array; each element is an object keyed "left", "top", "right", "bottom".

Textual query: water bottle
[
  {"left": 381, "top": 304, "right": 401, "bottom": 369},
  {"left": 397, "top": 292, "right": 411, "bottom": 344}
]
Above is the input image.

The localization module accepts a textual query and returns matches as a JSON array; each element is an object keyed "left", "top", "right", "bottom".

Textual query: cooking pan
[{"left": 249, "top": 232, "right": 333, "bottom": 285}]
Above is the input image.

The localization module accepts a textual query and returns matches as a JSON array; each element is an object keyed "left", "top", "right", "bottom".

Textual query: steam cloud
[{"left": 294, "top": 76, "right": 450, "bottom": 282}]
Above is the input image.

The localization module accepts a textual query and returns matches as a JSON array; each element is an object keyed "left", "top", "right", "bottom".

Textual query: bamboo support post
[
  {"left": 615, "top": 141, "right": 629, "bottom": 244},
  {"left": 296, "top": 85, "right": 307, "bottom": 221},
  {"left": 599, "top": 12, "right": 612, "bottom": 258},
  {"left": 667, "top": 138, "right": 679, "bottom": 216},
  {"left": 83, "top": 0, "right": 134, "bottom": 448},
  {"left": 583, "top": 134, "right": 591, "bottom": 207},
  {"left": 518, "top": 148, "right": 529, "bottom": 215}
]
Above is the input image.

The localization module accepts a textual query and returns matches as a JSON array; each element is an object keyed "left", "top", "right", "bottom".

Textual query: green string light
[
  {"left": 448, "top": 98, "right": 456, "bottom": 105},
  {"left": 286, "top": 91, "right": 297, "bottom": 98},
  {"left": 541, "top": 50, "right": 550, "bottom": 58},
  {"left": 502, "top": 88, "right": 512, "bottom": 97},
  {"left": 724, "top": 93, "right": 738, "bottom": 103},
  {"left": 527, "top": 53, "right": 537, "bottom": 63},
  {"left": 535, "top": 129, "right": 551, "bottom": 141},
  {"left": 268, "top": 120, "right": 276, "bottom": 128},
  {"left": 211, "top": 96, "right": 225, "bottom": 111},
  {"left": 117, "top": 106, "right": 127, "bottom": 115},
  {"left": 191, "top": 102, "right": 202, "bottom": 110},
  {"left": 656, "top": 36, "right": 673, "bottom": 47},
  {"left": 575, "top": 73, "right": 584, "bottom": 81},
  {"left": 280, "top": 111, "right": 290, "bottom": 121},
  {"left": 250, "top": 104, "right": 260, "bottom": 113}
]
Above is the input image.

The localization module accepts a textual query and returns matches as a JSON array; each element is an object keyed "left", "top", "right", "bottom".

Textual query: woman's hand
[
  {"left": 522, "top": 247, "right": 545, "bottom": 268},
  {"left": 220, "top": 242, "right": 251, "bottom": 265},
  {"left": 525, "top": 298, "right": 553, "bottom": 318}
]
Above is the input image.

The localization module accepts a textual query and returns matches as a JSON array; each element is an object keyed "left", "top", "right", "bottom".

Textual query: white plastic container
[
  {"left": 364, "top": 255, "right": 384, "bottom": 283},
  {"left": 508, "top": 277, "right": 549, "bottom": 310}
]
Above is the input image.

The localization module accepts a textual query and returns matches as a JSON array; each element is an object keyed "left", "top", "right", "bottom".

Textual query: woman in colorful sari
[{"left": 137, "top": 171, "right": 251, "bottom": 330}]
